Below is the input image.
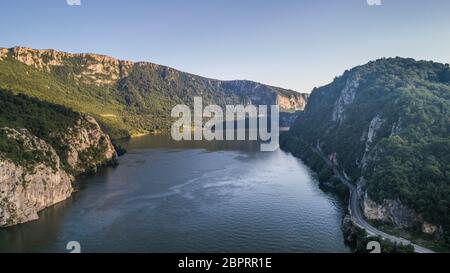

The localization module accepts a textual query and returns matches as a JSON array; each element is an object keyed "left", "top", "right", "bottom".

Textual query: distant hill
[
  {"left": 281, "top": 57, "right": 450, "bottom": 247},
  {"left": 0, "top": 47, "right": 308, "bottom": 139}
]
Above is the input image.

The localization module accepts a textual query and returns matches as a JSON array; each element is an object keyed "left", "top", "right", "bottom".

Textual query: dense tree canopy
[{"left": 0, "top": 89, "right": 80, "bottom": 171}]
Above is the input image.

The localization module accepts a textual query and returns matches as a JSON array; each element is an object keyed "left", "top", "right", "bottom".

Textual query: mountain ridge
[
  {"left": 281, "top": 57, "right": 450, "bottom": 250},
  {"left": 0, "top": 46, "right": 308, "bottom": 139}
]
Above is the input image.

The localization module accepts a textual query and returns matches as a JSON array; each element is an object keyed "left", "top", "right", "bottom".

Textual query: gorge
[
  {"left": 0, "top": 46, "right": 308, "bottom": 229},
  {"left": 1, "top": 47, "right": 449, "bottom": 253},
  {"left": 0, "top": 47, "right": 308, "bottom": 139}
]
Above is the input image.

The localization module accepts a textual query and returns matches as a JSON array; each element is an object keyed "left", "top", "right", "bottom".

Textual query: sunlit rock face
[{"left": 0, "top": 116, "right": 117, "bottom": 227}]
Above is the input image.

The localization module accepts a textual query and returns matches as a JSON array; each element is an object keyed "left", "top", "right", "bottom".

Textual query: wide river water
[{"left": 0, "top": 135, "right": 349, "bottom": 253}]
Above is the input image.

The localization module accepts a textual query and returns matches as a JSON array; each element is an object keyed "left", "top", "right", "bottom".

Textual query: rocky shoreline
[{"left": 0, "top": 116, "right": 118, "bottom": 227}]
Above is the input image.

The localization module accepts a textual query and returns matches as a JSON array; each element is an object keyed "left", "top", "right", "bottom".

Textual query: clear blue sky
[{"left": 1, "top": 0, "right": 450, "bottom": 92}]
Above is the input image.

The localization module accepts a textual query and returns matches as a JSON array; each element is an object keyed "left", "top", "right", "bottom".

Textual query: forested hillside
[
  {"left": 0, "top": 89, "right": 117, "bottom": 226},
  {"left": 281, "top": 57, "right": 450, "bottom": 246}
]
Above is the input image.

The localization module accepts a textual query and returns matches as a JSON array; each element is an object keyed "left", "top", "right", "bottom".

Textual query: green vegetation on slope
[
  {"left": 282, "top": 57, "right": 450, "bottom": 245},
  {"left": 343, "top": 222, "right": 415, "bottom": 253},
  {"left": 0, "top": 89, "right": 80, "bottom": 171},
  {"left": 0, "top": 58, "right": 132, "bottom": 138},
  {"left": 0, "top": 48, "right": 306, "bottom": 139}
]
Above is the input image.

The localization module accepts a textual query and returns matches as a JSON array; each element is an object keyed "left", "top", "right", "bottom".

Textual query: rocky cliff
[
  {"left": 282, "top": 58, "right": 450, "bottom": 242},
  {"left": 220, "top": 80, "right": 307, "bottom": 112},
  {"left": 0, "top": 91, "right": 117, "bottom": 227},
  {"left": 62, "top": 116, "right": 117, "bottom": 173},
  {"left": 362, "top": 193, "right": 443, "bottom": 237},
  {"left": 0, "top": 46, "right": 308, "bottom": 138},
  {"left": 6, "top": 46, "right": 134, "bottom": 85}
]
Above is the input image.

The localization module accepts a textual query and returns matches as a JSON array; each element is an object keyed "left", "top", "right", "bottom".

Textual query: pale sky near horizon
[{"left": 1, "top": 0, "right": 450, "bottom": 93}]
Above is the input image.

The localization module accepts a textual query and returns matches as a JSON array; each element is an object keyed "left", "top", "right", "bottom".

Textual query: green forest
[
  {"left": 0, "top": 89, "right": 81, "bottom": 172},
  {"left": 282, "top": 57, "right": 450, "bottom": 245}
]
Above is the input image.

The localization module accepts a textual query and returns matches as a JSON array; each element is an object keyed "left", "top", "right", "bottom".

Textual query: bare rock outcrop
[
  {"left": 0, "top": 116, "right": 117, "bottom": 227},
  {"left": 0, "top": 128, "right": 73, "bottom": 226},
  {"left": 0, "top": 48, "right": 8, "bottom": 60},
  {"left": 63, "top": 116, "right": 117, "bottom": 173},
  {"left": 332, "top": 74, "right": 360, "bottom": 123},
  {"left": 363, "top": 194, "right": 418, "bottom": 228}
]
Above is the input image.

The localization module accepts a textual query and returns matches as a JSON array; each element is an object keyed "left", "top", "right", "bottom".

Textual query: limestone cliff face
[
  {"left": 1, "top": 46, "right": 308, "bottom": 113},
  {"left": 0, "top": 157, "right": 73, "bottom": 227},
  {"left": 63, "top": 116, "right": 117, "bottom": 173},
  {"left": 277, "top": 93, "right": 308, "bottom": 111},
  {"left": 0, "top": 48, "right": 8, "bottom": 60},
  {"left": 363, "top": 194, "right": 418, "bottom": 228},
  {"left": 0, "top": 128, "right": 73, "bottom": 227},
  {"left": 0, "top": 116, "right": 117, "bottom": 227},
  {"left": 0, "top": 46, "right": 309, "bottom": 140},
  {"left": 362, "top": 194, "right": 442, "bottom": 237},
  {"left": 221, "top": 80, "right": 308, "bottom": 111},
  {"left": 4, "top": 46, "right": 133, "bottom": 85}
]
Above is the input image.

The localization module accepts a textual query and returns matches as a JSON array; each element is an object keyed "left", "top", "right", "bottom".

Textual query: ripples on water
[{"left": 0, "top": 135, "right": 349, "bottom": 253}]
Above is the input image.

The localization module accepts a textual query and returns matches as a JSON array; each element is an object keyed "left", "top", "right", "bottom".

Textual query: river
[{"left": 0, "top": 135, "right": 349, "bottom": 253}]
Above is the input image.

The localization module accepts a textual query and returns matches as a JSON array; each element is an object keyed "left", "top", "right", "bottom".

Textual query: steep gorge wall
[
  {"left": 1, "top": 46, "right": 308, "bottom": 111},
  {"left": 0, "top": 116, "right": 117, "bottom": 227}
]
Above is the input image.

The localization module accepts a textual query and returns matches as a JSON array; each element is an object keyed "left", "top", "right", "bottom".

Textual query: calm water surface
[{"left": 0, "top": 135, "right": 349, "bottom": 253}]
